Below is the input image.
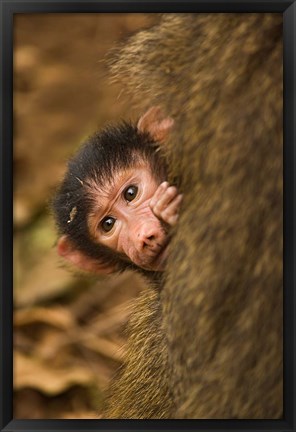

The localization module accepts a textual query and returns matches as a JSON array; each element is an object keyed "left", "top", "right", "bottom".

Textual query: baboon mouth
[{"left": 150, "top": 242, "right": 170, "bottom": 269}]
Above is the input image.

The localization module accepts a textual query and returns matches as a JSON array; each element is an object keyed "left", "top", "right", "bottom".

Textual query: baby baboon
[
  {"left": 52, "top": 106, "right": 180, "bottom": 276},
  {"left": 105, "top": 13, "right": 283, "bottom": 419}
]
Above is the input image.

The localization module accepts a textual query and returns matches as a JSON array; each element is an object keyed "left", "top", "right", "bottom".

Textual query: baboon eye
[
  {"left": 124, "top": 185, "right": 138, "bottom": 202},
  {"left": 101, "top": 216, "right": 116, "bottom": 232}
]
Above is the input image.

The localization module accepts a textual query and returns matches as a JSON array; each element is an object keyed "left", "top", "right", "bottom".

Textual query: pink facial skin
[{"left": 88, "top": 165, "right": 182, "bottom": 271}]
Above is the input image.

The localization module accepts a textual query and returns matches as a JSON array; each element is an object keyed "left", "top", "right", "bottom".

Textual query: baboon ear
[
  {"left": 57, "top": 235, "right": 115, "bottom": 275},
  {"left": 137, "top": 106, "right": 174, "bottom": 143}
]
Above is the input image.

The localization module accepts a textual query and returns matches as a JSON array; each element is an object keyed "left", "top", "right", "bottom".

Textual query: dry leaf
[
  {"left": 14, "top": 352, "right": 96, "bottom": 396},
  {"left": 14, "top": 306, "right": 75, "bottom": 329}
]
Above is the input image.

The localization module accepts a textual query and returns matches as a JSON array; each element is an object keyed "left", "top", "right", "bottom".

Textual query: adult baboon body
[{"left": 106, "top": 13, "right": 283, "bottom": 419}]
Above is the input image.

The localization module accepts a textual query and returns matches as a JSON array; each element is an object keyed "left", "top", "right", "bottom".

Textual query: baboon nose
[
  {"left": 143, "top": 235, "right": 156, "bottom": 248},
  {"left": 136, "top": 221, "right": 165, "bottom": 251},
  {"left": 137, "top": 229, "right": 158, "bottom": 250}
]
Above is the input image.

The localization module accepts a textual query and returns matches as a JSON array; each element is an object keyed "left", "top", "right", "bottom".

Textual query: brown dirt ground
[{"left": 13, "top": 13, "right": 159, "bottom": 419}]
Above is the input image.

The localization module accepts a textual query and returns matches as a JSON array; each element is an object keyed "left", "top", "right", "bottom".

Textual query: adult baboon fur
[{"left": 105, "top": 13, "right": 283, "bottom": 419}]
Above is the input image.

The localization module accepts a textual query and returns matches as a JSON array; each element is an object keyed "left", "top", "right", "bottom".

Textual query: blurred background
[{"left": 13, "top": 13, "right": 159, "bottom": 419}]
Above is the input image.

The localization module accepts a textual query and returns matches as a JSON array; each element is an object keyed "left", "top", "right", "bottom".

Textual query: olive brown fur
[{"left": 105, "top": 13, "right": 283, "bottom": 419}]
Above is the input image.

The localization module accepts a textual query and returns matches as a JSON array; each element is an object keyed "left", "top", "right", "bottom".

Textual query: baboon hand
[{"left": 150, "top": 182, "right": 183, "bottom": 226}]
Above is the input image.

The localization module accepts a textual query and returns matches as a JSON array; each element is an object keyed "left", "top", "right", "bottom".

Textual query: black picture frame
[{"left": 1, "top": 1, "right": 295, "bottom": 431}]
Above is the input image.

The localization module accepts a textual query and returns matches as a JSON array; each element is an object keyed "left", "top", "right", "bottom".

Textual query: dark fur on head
[{"left": 52, "top": 121, "right": 167, "bottom": 273}]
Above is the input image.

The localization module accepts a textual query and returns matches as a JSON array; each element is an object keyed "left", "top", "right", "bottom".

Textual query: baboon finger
[
  {"left": 152, "top": 186, "right": 178, "bottom": 217},
  {"left": 150, "top": 182, "right": 169, "bottom": 210},
  {"left": 160, "top": 194, "right": 183, "bottom": 226}
]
